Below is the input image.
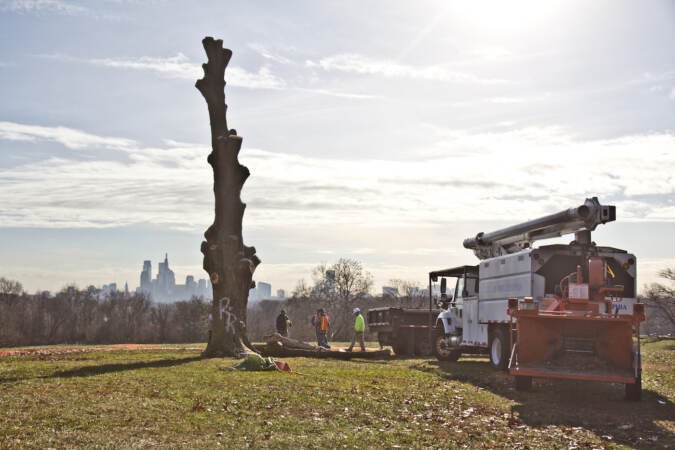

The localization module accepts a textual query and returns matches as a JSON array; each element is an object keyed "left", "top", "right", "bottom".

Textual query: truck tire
[
  {"left": 393, "top": 334, "right": 411, "bottom": 356},
  {"left": 433, "top": 329, "right": 461, "bottom": 362},
  {"left": 392, "top": 341, "right": 405, "bottom": 356},
  {"left": 489, "top": 327, "right": 510, "bottom": 370},
  {"left": 515, "top": 375, "right": 532, "bottom": 391}
]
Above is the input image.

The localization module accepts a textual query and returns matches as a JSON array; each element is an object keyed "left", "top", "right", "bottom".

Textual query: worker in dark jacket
[{"left": 276, "top": 309, "right": 292, "bottom": 337}]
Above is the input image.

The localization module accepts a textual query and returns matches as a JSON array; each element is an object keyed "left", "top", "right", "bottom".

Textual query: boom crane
[{"left": 462, "top": 197, "right": 616, "bottom": 259}]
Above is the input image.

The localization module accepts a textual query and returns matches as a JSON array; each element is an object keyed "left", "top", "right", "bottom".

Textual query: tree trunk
[{"left": 197, "top": 37, "right": 260, "bottom": 358}]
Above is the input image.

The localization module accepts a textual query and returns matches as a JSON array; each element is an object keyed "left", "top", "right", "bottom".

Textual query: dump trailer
[
  {"left": 366, "top": 307, "right": 439, "bottom": 356},
  {"left": 430, "top": 197, "right": 644, "bottom": 400}
]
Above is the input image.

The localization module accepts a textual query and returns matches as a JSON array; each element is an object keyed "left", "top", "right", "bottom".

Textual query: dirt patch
[{"left": 0, "top": 344, "right": 202, "bottom": 357}]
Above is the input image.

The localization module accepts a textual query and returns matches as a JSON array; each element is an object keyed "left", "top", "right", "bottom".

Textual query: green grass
[{"left": 0, "top": 339, "right": 673, "bottom": 449}]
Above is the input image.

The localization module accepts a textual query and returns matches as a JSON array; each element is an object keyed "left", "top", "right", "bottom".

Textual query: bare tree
[
  {"left": 333, "top": 258, "right": 373, "bottom": 302},
  {"left": 307, "top": 258, "right": 373, "bottom": 338},
  {"left": 648, "top": 268, "right": 675, "bottom": 297},
  {"left": 388, "top": 278, "right": 422, "bottom": 298},
  {"left": 643, "top": 267, "right": 675, "bottom": 331},
  {"left": 0, "top": 277, "right": 23, "bottom": 295},
  {"left": 197, "top": 37, "right": 260, "bottom": 357},
  {"left": 311, "top": 262, "right": 335, "bottom": 299},
  {"left": 291, "top": 279, "right": 311, "bottom": 298}
]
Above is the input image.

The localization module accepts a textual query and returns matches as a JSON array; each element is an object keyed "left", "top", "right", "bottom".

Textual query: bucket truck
[{"left": 430, "top": 197, "right": 644, "bottom": 400}]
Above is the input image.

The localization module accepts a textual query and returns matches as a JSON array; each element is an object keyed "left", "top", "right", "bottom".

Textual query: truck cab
[{"left": 430, "top": 265, "right": 483, "bottom": 362}]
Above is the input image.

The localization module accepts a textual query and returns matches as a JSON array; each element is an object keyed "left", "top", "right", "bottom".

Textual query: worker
[
  {"left": 275, "top": 309, "right": 292, "bottom": 337},
  {"left": 346, "top": 307, "right": 366, "bottom": 352},
  {"left": 311, "top": 309, "right": 321, "bottom": 346},
  {"left": 317, "top": 308, "right": 330, "bottom": 348}
]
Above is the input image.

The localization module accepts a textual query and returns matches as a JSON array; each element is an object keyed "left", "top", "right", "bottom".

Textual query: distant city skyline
[{"left": 135, "top": 253, "right": 211, "bottom": 303}]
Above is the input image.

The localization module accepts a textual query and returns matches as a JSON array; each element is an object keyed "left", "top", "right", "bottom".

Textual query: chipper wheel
[{"left": 489, "top": 327, "right": 510, "bottom": 370}]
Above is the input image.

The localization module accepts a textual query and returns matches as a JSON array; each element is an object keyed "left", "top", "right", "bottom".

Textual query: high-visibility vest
[
  {"left": 320, "top": 315, "right": 330, "bottom": 331},
  {"left": 354, "top": 314, "right": 365, "bottom": 332}
]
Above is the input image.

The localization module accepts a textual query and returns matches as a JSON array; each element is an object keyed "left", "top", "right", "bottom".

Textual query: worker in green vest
[{"left": 346, "top": 307, "right": 366, "bottom": 352}]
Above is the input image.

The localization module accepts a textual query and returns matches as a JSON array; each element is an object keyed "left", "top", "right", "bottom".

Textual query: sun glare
[{"left": 449, "top": 0, "right": 565, "bottom": 35}]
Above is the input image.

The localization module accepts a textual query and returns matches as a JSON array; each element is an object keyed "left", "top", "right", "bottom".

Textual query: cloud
[
  {"left": 40, "top": 53, "right": 286, "bottom": 89},
  {"left": 0, "top": 0, "right": 87, "bottom": 15},
  {"left": 294, "top": 87, "right": 378, "bottom": 100},
  {"left": 305, "top": 53, "right": 508, "bottom": 84},
  {"left": 0, "top": 121, "right": 136, "bottom": 150},
  {"left": 248, "top": 43, "right": 292, "bottom": 64},
  {"left": 0, "top": 122, "right": 673, "bottom": 232},
  {"left": 670, "top": 87, "right": 675, "bottom": 100}
]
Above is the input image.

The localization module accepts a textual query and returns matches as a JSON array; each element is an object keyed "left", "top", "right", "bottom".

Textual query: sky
[{"left": 0, "top": 0, "right": 673, "bottom": 296}]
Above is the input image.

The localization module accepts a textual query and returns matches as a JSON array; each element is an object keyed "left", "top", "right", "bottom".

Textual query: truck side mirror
[{"left": 440, "top": 278, "right": 447, "bottom": 294}]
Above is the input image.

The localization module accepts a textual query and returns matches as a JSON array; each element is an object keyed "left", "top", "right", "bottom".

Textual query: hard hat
[{"left": 353, "top": 307, "right": 360, "bottom": 314}]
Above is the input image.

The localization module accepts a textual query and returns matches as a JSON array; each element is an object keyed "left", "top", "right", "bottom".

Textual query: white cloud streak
[
  {"left": 0, "top": 121, "right": 136, "bottom": 150},
  {"left": 0, "top": 0, "right": 87, "bottom": 15},
  {"left": 293, "top": 87, "right": 379, "bottom": 100},
  {"left": 248, "top": 43, "right": 292, "bottom": 65},
  {"left": 40, "top": 53, "right": 286, "bottom": 89},
  {"left": 306, "top": 53, "right": 508, "bottom": 84}
]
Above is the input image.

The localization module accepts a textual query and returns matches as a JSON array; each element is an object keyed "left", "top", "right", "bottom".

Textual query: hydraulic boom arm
[{"left": 463, "top": 197, "right": 616, "bottom": 259}]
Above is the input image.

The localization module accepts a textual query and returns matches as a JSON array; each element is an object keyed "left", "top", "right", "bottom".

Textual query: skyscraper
[
  {"left": 155, "top": 253, "right": 176, "bottom": 302},
  {"left": 140, "top": 260, "right": 152, "bottom": 294}
]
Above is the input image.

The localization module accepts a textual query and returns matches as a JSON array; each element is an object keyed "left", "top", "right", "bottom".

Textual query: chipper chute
[{"left": 508, "top": 256, "right": 645, "bottom": 400}]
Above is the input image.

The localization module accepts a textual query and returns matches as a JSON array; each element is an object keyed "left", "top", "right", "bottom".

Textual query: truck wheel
[
  {"left": 393, "top": 336, "right": 409, "bottom": 356},
  {"left": 515, "top": 375, "right": 532, "bottom": 391},
  {"left": 377, "top": 332, "right": 391, "bottom": 349},
  {"left": 433, "top": 330, "right": 461, "bottom": 362},
  {"left": 489, "top": 327, "right": 510, "bottom": 370},
  {"left": 625, "top": 372, "right": 642, "bottom": 401}
]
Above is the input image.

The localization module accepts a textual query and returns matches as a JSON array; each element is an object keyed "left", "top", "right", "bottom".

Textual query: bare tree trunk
[{"left": 197, "top": 37, "right": 260, "bottom": 358}]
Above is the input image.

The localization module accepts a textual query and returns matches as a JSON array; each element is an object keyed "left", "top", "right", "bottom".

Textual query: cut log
[
  {"left": 256, "top": 334, "right": 391, "bottom": 359},
  {"left": 262, "top": 333, "right": 317, "bottom": 350}
]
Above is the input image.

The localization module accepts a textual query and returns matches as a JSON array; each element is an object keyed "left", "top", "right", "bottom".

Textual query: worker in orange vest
[{"left": 317, "top": 308, "right": 330, "bottom": 348}]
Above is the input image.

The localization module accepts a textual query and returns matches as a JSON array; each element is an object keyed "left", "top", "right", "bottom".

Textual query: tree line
[
  {"left": 0, "top": 283, "right": 210, "bottom": 347},
  {"left": 0, "top": 258, "right": 427, "bottom": 347}
]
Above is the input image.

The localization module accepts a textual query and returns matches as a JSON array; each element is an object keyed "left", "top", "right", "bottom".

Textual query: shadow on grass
[
  {"left": 414, "top": 358, "right": 675, "bottom": 449},
  {"left": 45, "top": 356, "right": 203, "bottom": 379},
  {"left": 0, "top": 356, "right": 203, "bottom": 383}
]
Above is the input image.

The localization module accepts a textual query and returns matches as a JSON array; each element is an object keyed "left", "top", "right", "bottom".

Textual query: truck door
[{"left": 460, "top": 275, "right": 485, "bottom": 346}]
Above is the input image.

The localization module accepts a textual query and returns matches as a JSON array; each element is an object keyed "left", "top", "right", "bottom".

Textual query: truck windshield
[{"left": 454, "top": 275, "right": 478, "bottom": 303}]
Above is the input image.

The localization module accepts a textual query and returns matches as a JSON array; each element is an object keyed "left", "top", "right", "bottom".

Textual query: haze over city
[{"left": 0, "top": 0, "right": 673, "bottom": 295}]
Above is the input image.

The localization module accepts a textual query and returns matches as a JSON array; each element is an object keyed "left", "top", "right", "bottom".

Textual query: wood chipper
[
  {"left": 507, "top": 255, "right": 645, "bottom": 400},
  {"left": 430, "top": 197, "right": 644, "bottom": 400}
]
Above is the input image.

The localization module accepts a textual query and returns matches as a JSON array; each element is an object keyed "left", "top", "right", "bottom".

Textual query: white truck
[{"left": 430, "top": 197, "right": 640, "bottom": 381}]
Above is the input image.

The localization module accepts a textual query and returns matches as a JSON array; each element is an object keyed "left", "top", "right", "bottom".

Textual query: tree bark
[{"left": 197, "top": 37, "right": 260, "bottom": 358}]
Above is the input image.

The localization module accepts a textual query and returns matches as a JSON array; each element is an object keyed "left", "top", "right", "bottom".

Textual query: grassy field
[{"left": 0, "top": 338, "right": 673, "bottom": 449}]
